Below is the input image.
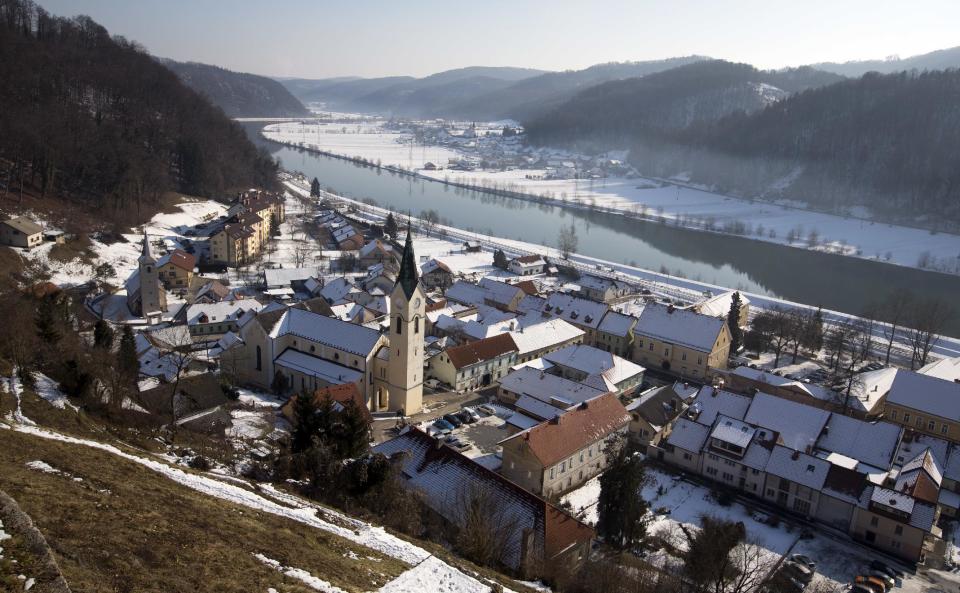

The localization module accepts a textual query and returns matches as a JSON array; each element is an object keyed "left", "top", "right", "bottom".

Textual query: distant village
[{"left": 3, "top": 172, "right": 960, "bottom": 585}]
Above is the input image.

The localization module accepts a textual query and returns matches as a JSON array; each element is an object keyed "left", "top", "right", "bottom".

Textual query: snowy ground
[
  {"left": 561, "top": 467, "right": 957, "bottom": 592},
  {"left": 267, "top": 118, "right": 960, "bottom": 274}
]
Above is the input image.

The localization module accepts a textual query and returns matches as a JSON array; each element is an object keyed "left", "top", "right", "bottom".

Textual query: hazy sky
[{"left": 40, "top": 0, "right": 960, "bottom": 79}]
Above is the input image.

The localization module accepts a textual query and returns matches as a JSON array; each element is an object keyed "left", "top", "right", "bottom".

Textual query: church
[
  {"left": 125, "top": 232, "right": 167, "bottom": 323},
  {"left": 221, "top": 228, "right": 425, "bottom": 414}
]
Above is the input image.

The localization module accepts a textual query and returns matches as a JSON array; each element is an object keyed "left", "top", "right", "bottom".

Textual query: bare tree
[
  {"left": 878, "top": 288, "right": 912, "bottom": 365},
  {"left": 557, "top": 222, "right": 578, "bottom": 259},
  {"left": 908, "top": 297, "right": 953, "bottom": 369},
  {"left": 450, "top": 483, "right": 518, "bottom": 570},
  {"left": 293, "top": 231, "right": 311, "bottom": 268}
]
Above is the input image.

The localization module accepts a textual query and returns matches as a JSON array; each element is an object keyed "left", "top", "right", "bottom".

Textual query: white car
[{"left": 461, "top": 407, "right": 481, "bottom": 422}]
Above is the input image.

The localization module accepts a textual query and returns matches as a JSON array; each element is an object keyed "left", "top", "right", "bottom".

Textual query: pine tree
[
  {"left": 727, "top": 291, "right": 743, "bottom": 354},
  {"left": 384, "top": 212, "right": 398, "bottom": 238},
  {"left": 333, "top": 398, "right": 371, "bottom": 459},
  {"left": 596, "top": 440, "right": 648, "bottom": 551},
  {"left": 493, "top": 249, "right": 508, "bottom": 270},
  {"left": 34, "top": 297, "right": 62, "bottom": 346},
  {"left": 93, "top": 319, "right": 114, "bottom": 349},
  {"left": 806, "top": 306, "right": 825, "bottom": 353},
  {"left": 117, "top": 325, "right": 138, "bottom": 379},
  {"left": 291, "top": 392, "right": 321, "bottom": 454},
  {"left": 310, "top": 177, "right": 321, "bottom": 197}
]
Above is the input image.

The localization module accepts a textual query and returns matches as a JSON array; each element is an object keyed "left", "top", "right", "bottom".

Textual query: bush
[
  {"left": 716, "top": 489, "right": 735, "bottom": 507},
  {"left": 188, "top": 455, "right": 212, "bottom": 471}
]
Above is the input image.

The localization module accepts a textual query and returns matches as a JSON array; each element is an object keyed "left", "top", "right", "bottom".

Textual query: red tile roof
[
  {"left": 508, "top": 392, "right": 630, "bottom": 467},
  {"left": 281, "top": 383, "right": 371, "bottom": 423},
  {"left": 163, "top": 249, "right": 196, "bottom": 271},
  {"left": 445, "top": 333, "right": 518, "bottom": 369}
]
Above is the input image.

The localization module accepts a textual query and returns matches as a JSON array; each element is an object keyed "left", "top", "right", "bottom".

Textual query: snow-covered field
[
  {"left": 265, "top": 119, "right": 960, "bottom": 274},
  {"left": 264, "top": 121, "right": 460, "bottom": 171}
]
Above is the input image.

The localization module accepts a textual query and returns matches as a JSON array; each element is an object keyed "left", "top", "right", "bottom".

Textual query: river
[{"left": 242, "top": 122, "right": 960, "bottom": 336}]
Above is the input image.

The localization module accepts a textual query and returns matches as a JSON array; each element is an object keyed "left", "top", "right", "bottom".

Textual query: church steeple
[
  {"left": 139, "top": 231, "right": 155, "bottom": 264},
  {"left": 395, "top": 225, "right": 419, "bottom": 299}
]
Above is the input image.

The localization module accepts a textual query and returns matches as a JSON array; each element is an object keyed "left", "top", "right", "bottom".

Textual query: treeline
[
  {"left": 0, "top": 0, "right": 278, "bottom": 226},
  {"left": 524, "top": 60, "right": 842, "bottom": 146}
]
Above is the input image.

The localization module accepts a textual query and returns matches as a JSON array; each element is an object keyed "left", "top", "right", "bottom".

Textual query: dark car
[
  {"left": 442, "top": 414, "right": 463, "bottom": 428},
  {"left": 868, "top": 560, "right": 903, "bottom": 579},
  {"left": 455, "top": 410, "right": 475, "bottom": 424}
]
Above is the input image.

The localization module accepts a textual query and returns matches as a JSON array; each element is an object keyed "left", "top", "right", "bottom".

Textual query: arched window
[
  {"left": 414, "top": 316, "right": 419, "bottom": 334},
  {"left": 396, "top": 315, "right": 402, "bottom": 334},
  {"left": 255, "top": 345, "right": 262, "bottom": 371}
]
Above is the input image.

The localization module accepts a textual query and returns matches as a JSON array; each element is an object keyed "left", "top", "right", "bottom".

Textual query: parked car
[
  {"left": 849, "top": 585, "right": 876, "bottom": 593},
  {"left": 783, "top": 561, "right": 814, "bottom": 584},
  {"left": 455, "top": 410, "right": 475, "bottom": 424},
  {"left": 442, "top": 414, "right": 463, "bottom": 428},
  {"left": 462, "top": 407, "right": 481, "bottom": 422},
  {"left": 868, "top": 560, "right": 903, "bottom": 579},
  {"left": 867, "top": 571, "right": 894, "bottom": 589},
  {"left": 477, "top": 404, "right": 497, "bottom": 416},
  {"left": 854, "top": 576, "right": 887, "bottom": 593},
  {"left": 432, "top": 419, "right": 454, "bottom": 434},
  {"left": 789, "top": 554, "right": 816, "bottom": 570}
]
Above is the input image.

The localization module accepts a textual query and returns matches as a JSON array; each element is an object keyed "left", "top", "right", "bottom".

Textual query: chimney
[
  {"left": 791, "top": 450, "right": 800, "bottom": 461},
  {"left": 667, "top": 304, "right": 675, "bottom": 314}
]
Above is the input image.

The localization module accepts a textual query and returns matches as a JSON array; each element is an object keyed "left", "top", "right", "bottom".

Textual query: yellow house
[
  {"left": 156, "top": 249, "right": 196, "bottom": 289},
  {"left": 427, "top": 333, "right": 518, "bottom": 392},
  {"left": 633, "top": 303, "right": 731, "bottom": 380},
  {"left": 882, "top": 369, "right": 960, "bottom": 442}
]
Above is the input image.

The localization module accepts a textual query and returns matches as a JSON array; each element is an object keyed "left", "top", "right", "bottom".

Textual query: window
[
  {"left": 414, "top": 317, "right": 419, "bottom": 334},
  {"left": 916, "top": 416, "right": 924, "bottom": 428},
  {"left": 255, "top": 346, "right": 262, "bottom": 371},
  {"left": 870, "top": 516, "right": 879, "bottom": 527},
  {"left": 894, "top": 525, "right": 903, "bottom": 536},
  {"left": 683, "top": 452, "right": 692, "bottom": 460},
  {"left": 903, "top": 413, "right": 911, "bottom": 423},
  {"left": 890, "top": 410, "right": 897, "bottom": 420},
  {"left": 706, "top": 467, "right": 718, "bottom": 476},
  {"left": 943, "top": 424, "right": 949, "bottom": 436},
  {"left": 550, "top": 468, "right": 555, "bottom": 479},
  {"left": 890, "top": 540, "right": 901, "bottom": 550},
  {"left": 793, "top": 499, "right": 811, "bottom": 515},
  {"left": 649, "top": 343, "right": 654, "bottom": 351},
  {"left": 560, "top": 462, "right": 566, "bottom": 473},
  {"left": 396, "top": 316, "right": 402, "bottom": 334},
  {"left": 928, "top": 420, "right": 936, "bottom": 431},
  {"left": 682, "top": 352, "right": 687, "bottom": 361},
  {"left": 664, "top": 348, "right": 670, "bottom": 356}
]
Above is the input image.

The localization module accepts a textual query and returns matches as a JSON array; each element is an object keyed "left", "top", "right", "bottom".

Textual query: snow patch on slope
[
  {"left": 254, "top": 553, "right": 348, "bottom": 593},
  {"left": 377, "top": 556, "right": 492, "bottom": 593}
]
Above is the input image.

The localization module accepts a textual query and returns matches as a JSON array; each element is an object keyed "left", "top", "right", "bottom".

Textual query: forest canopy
[{"left": 0, "top": 0, "right": 278, "bottom": 225}]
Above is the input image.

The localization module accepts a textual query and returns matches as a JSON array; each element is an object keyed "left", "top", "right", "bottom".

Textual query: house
[
  {"left": 0, "top": 216, "right": 43, "bottom": 249},
  {"left": 633, "top": 303, "right": 731, "bottom": 380},
  {"left": 509, "top": 317, "right": 585, "bottom": 363},
  {"left": 576, "top": 274, "right": 633, "bottom": 303},
  {"left": 542, "top": 344, "right": 645, "bottom": 395},
  {"left": 883, "top": 369, "right": 960, "bottom": 442},
  {"left": 373, "top": 428, "right": 594, "bottom": 578},
  {"left": 695, "top": 291, "right": 750, "bottom": 327},
  {"left": 183, "top": 300, "right": 264, "bottom": 338},
  {"left": 538, "top": 293, "right": 609, "bottom": 344},
  {"left": 500, "top": 393, "right": 631, "bottom": 497},
  {"left": 594, "top": 310, "right": 637, "bottom": 358},
  {"left": 509, "top": 254, "right": 547, "bottom": 276},
  {"left": 420, "top": 259, "right": 454, "bottom": 290},
  {"left": 263, "top": 267, "right": 321, "bottom": 291},
  {"left": 156, "top": 249, "right": 196, "bottom": 290},
  {"left": 478, "top": 278, "right": 527, "bottom": 312},
  {"left": 209, "top": 191, "right": 284, "bottom": 267},
  {"left": 626, "top": 383, "right": 692, "bottom": 445},
  {"left": 427, "top": 333, "right": 518, "bottom": 391},
  {"left": 359, "top": 239, "right": 398, "bottom": 269},
  {"left": 193, "top": 280, "right": 233, "bottom": 304},
  {"left": 498, "top": 366, "right": 609, "bottom": 413}
]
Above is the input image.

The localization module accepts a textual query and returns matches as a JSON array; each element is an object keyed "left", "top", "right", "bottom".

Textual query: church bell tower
[{"left": 387, "top": 225, "right": 424, "bottom": 415}]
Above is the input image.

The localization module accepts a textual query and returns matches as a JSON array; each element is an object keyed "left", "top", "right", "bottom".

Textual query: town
[{"left": 2, "top": 167, "right": 959, "bottom": 592}]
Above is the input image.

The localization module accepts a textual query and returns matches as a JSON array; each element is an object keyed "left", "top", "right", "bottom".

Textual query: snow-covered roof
[
  {"left": 919, "top": 356, "right": 960, "bottom": 382},
  {"left": 185, "top": 300, "right": 264, "bottom": 326},
  {"left": 597, "top": 311, "right": 636, "bottom": 337},
  {"left": 815, "top": 414, "right": 903, "bottom": 469},
  {"left": 666, "top": 417, "right": 710, "bottom": 452},
  {"left": 274, "top": 348, "right": 363, "bottom": 385},
  {"left": 445, "top": 280, "right": 488, "bottom": 306},
  {"left": 478, "top": 277, "right": 524, "bottom": 307},
  {"left": 765, "top": 445, "right": 830, "bottom": 490},
  {"left": 863, "top": 485, "right": 937, "bottom": 531},
  {"left": 263, "top": 266, "right": 320, "bottom": 289},
  {"left": 543, "top": 344, "right": 644, "bottom": 387},
  {"left": 515, "top": 394, "right": 566, "bottom": 421},
  {"left": 499, "top": 367, "right": 608, "bottom": 406},
  {"left": 635, "top": 302, "right": 725, "bottom": 353},
  {"left": 508, "top": 318, "right": 584, "bottom": 356},
  {"left": 269, "top": 307, "right": 383, "bottom": 356},
  {"left": 695, "top": 291, "right": 750, "bottom": 319},
  {"left": 506, "top": 412, "right": 541, "bottom": 431},
  {"left": 887, "top": 369, "right": 960, "bottom": 421},
  {"left": 689, "top": 387, "right": 752, "bottom": 426},
  {"left": 542, "top": 293, "right": 609, "bottom": 329},
  {"left": 710, "top": 415, "right": 755, "bottom": 449},
  {"left": 744, "top": 392, "right": 830, "bottom": 451}
]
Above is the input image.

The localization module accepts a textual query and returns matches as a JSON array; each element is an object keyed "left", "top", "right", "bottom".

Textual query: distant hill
[
  {"left": 811, "top": 46, "right": 960, "bottom": 77},
  {"left": 524, "top": 60, "right": 843, "bottom": 146},
  {"left": 162, "top": 60, "right": 309, "bottom": 117},
  {"left": 0, "top": 1, "right": 277, "bottom": 228}
]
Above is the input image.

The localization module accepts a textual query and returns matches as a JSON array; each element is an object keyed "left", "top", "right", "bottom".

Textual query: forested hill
[
  {"left": 163, "top": 60, "right": 310, "bottom": 117},
  {"left": 524, "top": 60, "right": 843, "bottom": 145},
  {"left": 0, "top": 0, "right": 278, "bottom": 227},
  {"left": 676, "top": 69, "right": 960, "bottom": 224}
]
